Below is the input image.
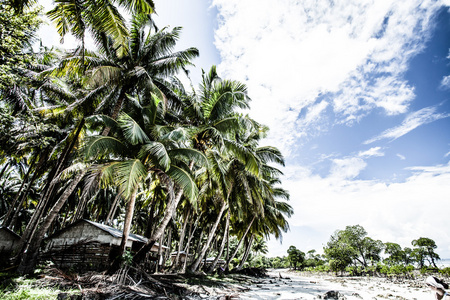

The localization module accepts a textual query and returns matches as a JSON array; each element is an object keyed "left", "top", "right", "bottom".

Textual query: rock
[{"left": 322, "top": 290, "right": 346, "bottom": 299}]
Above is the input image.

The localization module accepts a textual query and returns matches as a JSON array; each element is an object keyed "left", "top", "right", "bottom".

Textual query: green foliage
[
  {"left": 384, "top": 242, "right": 408, "bottom": 266},
  {"left": 439, "top": 267, "right": 450, "bottom": 277},
  {"left": 411, "top": 237, "right": 440, "bottom": 268},
  {"left": 287, "top": 245, "right": 305, "bottom": 270},
  {"left": 0, "top": 4, "right": 41, "bottom": 90},
  {"left": 267, "top": 256, "right": 289, "bottom": 268},
  {"left": 0, "top": 276, "right": 78, "bottom": 300},
  {"left": 324, "top": 225, "right": 384, "bottom": 272},
  {"left": 122, "top": 250, "right": 133, "bottom": 266}
]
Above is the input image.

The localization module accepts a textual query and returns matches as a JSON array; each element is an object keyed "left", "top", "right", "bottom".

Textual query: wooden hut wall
[{"left": 40, "top": 240, "right": 114, "bottom": 271}]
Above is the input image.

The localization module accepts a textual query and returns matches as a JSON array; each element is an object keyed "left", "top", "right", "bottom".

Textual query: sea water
[{"left": 437, "top": 258, "right": 450, "bottom": 268}]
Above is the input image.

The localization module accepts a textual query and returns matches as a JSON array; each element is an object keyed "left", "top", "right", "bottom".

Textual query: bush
[{"left": 439, "top": 267, "right": 450, "bottom": 277}]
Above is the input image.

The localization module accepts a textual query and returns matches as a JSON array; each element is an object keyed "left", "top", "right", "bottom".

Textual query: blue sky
[{"left": 39, "top": 0, "right": 450, "bottom": 259}]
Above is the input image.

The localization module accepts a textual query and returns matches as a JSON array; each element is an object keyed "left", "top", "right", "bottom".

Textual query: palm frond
[
  {"left": 114, "top": 0, "right": 154, "bottom": 14},
  {"left": 88, "top": 66, "right": 122, "bottom": 88},
  {"left": 118, "top": 113, "right": 150, "bottom": 145},
  {"left": 168, "top": 148, "right": 208, "bottom": 168},
  {"left": 256, "top": 146, "right": 285, "bottom": 166},
  {"left": 60, "top": 162, "right": 87, "bottom": 180},
  {"left": 85, "top": 114, "right": 119, "bottom": 130},
  {"left": 223, "top": 139, "right": 260, "bottom": 177},
  {"left": 138, "top": 141, "right": 170, "bottom": 171},
  {"left": 83, "top": 135, "right": 125, "bottom": 159},
  {"left": 115, "top": 159, "right": 146, "bottom": 198},
  {"left": 167, "top": 165, "right": 198, "bottom": 204}
]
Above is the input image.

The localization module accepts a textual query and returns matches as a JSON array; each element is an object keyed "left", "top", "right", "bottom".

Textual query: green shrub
[{"left": 439, "top": 267, "right": 450, "bottom": 277}]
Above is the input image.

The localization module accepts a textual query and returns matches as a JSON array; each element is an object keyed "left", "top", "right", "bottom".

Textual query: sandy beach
[{"left": 232, "top": 269, "right": 432, "bottom": 300}]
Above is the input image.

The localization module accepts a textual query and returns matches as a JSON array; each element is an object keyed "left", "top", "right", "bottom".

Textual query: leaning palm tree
[
  {"left": 47, "top": 0, "right": 155, "bottom": 58},
  {"left": 177, "top": 66, "right": 270, "bottom": 272},
  {"left": 84, "top": 96, "right": 206, "bottom": 263},
  {"left": 56, "top": 14, "right": 199, "bottom": 129}
]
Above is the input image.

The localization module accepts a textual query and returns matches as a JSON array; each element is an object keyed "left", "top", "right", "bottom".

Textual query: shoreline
[
  {"left": 234, "top": 269, "right": 432, "bottom": 300},
  {"left": 0, "top": 268, "right": 437, "bottom": 299}
]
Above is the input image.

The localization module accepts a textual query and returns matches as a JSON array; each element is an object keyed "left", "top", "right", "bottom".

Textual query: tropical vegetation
[
  {"left": 0, "top": 0, "right": 293, "bottom": 276},
  {"left": 264, "top": 225, "right": 448, "bottom": 278}
]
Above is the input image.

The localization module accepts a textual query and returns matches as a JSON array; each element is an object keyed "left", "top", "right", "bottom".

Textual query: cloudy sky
[{"left": 40, "top": 0, "right": 450, "bottom": 259}]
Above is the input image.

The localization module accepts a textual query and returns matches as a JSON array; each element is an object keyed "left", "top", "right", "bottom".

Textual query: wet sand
[{"left": 236, "top": 269, "right": 431, "bottom": 300}]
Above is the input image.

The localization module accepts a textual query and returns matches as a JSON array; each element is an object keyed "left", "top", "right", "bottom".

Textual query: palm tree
[
  {"left": 46, "top": 0, "right": 155, "bottom": 58},
  {"left": 180, "top": 66, "right": 273, "bottom": 272},
  {"left": 84, "top": 96, "right": 206, "bottom": 262},
  {"left": 56, "top": 15, "right": 199, "bottom": 129}
]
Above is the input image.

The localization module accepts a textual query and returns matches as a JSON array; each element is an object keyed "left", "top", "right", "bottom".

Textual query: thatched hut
[
  {"left": 170, "top": 251, "right": 192, "bottom": 265},
  {"left": 0, "top": 227, "right": 20, "bottom": 266},
  {"left": 0, "top": 227, "right": 20, "bottom": 253},
  {"left": 42, "top": 219, "right": 167, "bottom": 270}
]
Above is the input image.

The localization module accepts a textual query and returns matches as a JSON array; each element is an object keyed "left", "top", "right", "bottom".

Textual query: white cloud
[
  {"left": 358, "top": 147, "right": 385, "bottom": 158},
  {"left": 213, "top": 0, "right": 446, "bottom": 153},
  {"left": 329, "top": 157, "right": 367, "bottom": 180},
  {"left": 212, "top": 0, "right": 450, "bottom": 260},
  {"left": 268, "top": 162, "right": 450, "bottom": 257},
  {"left": 364, "top": 106, "right": 449, "bottom": 144},
  {"left": 397, "top": 154, "right": 406, "bottom": 160},
  {"left": 441, "top": 75, "right": 450, "bottom": 90}
]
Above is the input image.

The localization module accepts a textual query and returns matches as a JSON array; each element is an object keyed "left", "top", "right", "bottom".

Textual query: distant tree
[
  {"left": 402, "top": 247, "right": 414, "bottom": 265},
  {"left": 384, "top": 242, "right": 404, "bottom": 266},
  {"left": 363, "top": 237, "right": 384, "bottom": 265},
  {"left": 334, "top": 225, "right": 384, "bottom": 267},
  {"left": 270, "top": 256, "right": 289, "bottom": 268},
  {"left": 411, "top": 237, "right": 440, "bottom": 268},
  {"left": 324, "top": 225, "right": 385, "bottom": 274},
  {"left": 324, "top": 233, "right": 354, "bottom": 274},
  {"left": 252, "top": 236, "right": 269, "bottom": 256},
  {"left": 287, "top": 245, "right": 305, "bottom": 270},
  {"left": 304, "top": 249, "right": 325, "bottom": 268}
]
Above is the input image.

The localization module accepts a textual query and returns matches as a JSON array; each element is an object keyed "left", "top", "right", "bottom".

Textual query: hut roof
[
  {"left": 0, "top": 227, "right": 21, "bottom": 240},
  {"left": 48, "top": 220, "right": 168, "bottom": 248},
  {"left": 170, "top": 251, "right": 191, "bottom": 256},
  {"left": 83, "top": 220, "right": 147, "bottom": 243}
]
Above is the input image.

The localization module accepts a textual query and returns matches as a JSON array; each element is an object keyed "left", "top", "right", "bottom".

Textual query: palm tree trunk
[
  {"left": 155, "top": 233, "right": 164, "bottom": 273},
  {"left": 164, "top": 226, "right": 172, "bottom": 264},
  {"left": 102, "top": 93, "right": 125, "bottom": 136},
  {"left": 144, "top": 198, "right": 156, "bottom": 237},
  {"left": 16, "top": 119, "right": 85, "bottom": 254},
  {"left": 190, "top": 201, "right": 227, "bottom": 272},
  {"left": 2, "top": 156, "right": 36, "bottom": 227},
  {"left": 226, "top": 221, "right": 230, "bottom": 262},
  {"left": 225, "top": 215, "right": 256, "bottom": 270},
  {"left": 133, "top": 187, "right": 183, "bottom": 264},
  {"left": 17, "top": 168, "right": 88, "bottom": 275},
  {"left": 106, "top": 192, "right": 122, "bottom": 225},
  {"left": 237, "top": 233, "right": 254, "bottom": 270},
  {"left": 9, "top": 155, "right": 45, "bottom": 231},
  {"left": 208, "top": 211, "right": 230, "bottom": 273},
  {"left": 108, "top": 188, "right": 139, "bottom": 275},
  {"left": 182, "top": 220, "right": 194, "bottom": 273},
  {"left": 118, "top": 187, "right": 138, "bottom": 257},
  {"left": 74, "top": 189, "right": 100, "bottom": 222},
  {"left": 171, "top": 207, "right": 190, "bottom": 270}
]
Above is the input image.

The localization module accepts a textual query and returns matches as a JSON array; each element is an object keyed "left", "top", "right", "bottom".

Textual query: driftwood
[
  {"left": 230, "top": 267, "right": 267, "bottom": 277},
  {"left": 36, "top": 265, "right": 201, "bottom": 299}
]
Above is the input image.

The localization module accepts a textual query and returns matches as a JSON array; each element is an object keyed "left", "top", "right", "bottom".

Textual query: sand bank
[{"left": 234, "top": 269, "right": 432, "bottom": 300}]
